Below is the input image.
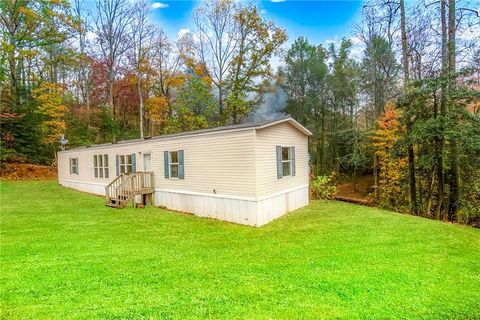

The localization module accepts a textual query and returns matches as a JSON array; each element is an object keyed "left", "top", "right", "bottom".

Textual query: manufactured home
[{"left": 57, "top": 116, "right": 312, "bottom": 226}]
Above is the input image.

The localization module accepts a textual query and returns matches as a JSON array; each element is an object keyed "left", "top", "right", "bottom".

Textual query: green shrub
[
  {"left": 310, "top": 174, "right": 336, "bottom": 200},
  {"left": 458, "top": 170, "right": 480, "bottom": 226},
  {"left": 0, "top": 140, "right": 21, "bottom": 166}
]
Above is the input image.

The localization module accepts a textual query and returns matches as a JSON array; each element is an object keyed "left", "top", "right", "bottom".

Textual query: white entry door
[{"left": 143, "top": 153, "right": 151, "bottom": 172}]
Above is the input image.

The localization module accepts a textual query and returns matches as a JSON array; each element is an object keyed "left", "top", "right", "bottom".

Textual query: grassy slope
[{"left": 1, "top": 181, "right": 479, "bottom": 319}]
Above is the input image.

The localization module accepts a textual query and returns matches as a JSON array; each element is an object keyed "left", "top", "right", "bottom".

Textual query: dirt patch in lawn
[
  {"left": 0, "top": 163, "right": 57, "bottom": 180},
  {"left": 335, "top": 174, "right": 374, "bottom": 203}
]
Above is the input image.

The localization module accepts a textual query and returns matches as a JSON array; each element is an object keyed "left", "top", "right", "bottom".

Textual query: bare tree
[
  {"left": 193, "top": 0, "right": 239, "bottom": 116},
  {"left": 406, "top": 2, "right": 437, "bottom": 80},
  {"left": 433, "top": 0, "right": 449, "bottom": 218},
  {"left": 355, "top": 1, "right": 400, "bottom": 128},
  {"left": 72, "top": 0, "right": 92, "bottom": 111},
  {"left": 95, "top": 0, "right": 133, "bottom": 121},
  {"left": 400, "top": 0, "right": 418, "bottom": 215},
  {"left": 151, "top": 31, "right": 184, "bottom": 111},
  {"left": 130, "top": 0, "right": 154, "bottom": 139},
  {"left": 400, "top": 0, "right": 409, "bottom": 83},
  {"left": 447, "top": 0, "right": 458, "bottom": 220}
]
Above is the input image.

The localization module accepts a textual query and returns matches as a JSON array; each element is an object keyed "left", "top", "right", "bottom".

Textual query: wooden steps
[{"left": 105, "top": 172, "right": 154, "bottom": 208}]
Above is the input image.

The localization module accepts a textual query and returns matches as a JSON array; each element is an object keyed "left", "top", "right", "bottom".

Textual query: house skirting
[
  {"left": 155, "top": 185, "right": 309, "bottom": 227},
  {"left": 59, "top": 179, "right": 309, "bottom": 226},
  {"left": 60, "top": 179, "right": 108, "bottom": 196}
]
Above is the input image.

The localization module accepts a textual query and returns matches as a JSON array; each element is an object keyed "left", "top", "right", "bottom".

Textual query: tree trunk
[
  {"left": 9, "top": 56, "right": 19, "bottom": 110},
  {"left": 108, "top": 71, "right": 116, "bottom": 141},
  {"left": 108, "top": 73, "right": 114, "bottom": 114},
  {"left": 426, "top": 171, "right": 436, "bottom": 217},
  {"left": 137, "top": 75, "right": 144, "bottom": 139},
  {"left": 400, "top": 0, "right": 409, "bottom": 82},
  {"left": 433, "top": 89, "right": 444, "bottom": 219},
  {"left": 407, "top": 122, "right": 418, "bottom": 215},
  {"left": 436, "top": 0, "right": 448, "bottom": 219},
  {"left": 400, "top": 0, "right": 417, "bottom": 215},
  {"left": 16, "top": 57, "right": 25, "bottom": 108},
  {"left": 316, "top": 139, "right": 321, "bottom": 176},
  {"left": 332, "top": 99, "right": 338, "bottom": 172},
  {"left": 320, "top": 105, "right": 325, "bottom": 174},
  {"left": 218, "top": 79, "right": 224, "bottom": 118},
  {"left": 447, "top": 0, "right": 458, "bottom": 221},
  {"left": 373, "top": 154, "right": 379, "bottom": 200},
  {"left": 85, "top": 83, "right": 91, "bottom": 112}
]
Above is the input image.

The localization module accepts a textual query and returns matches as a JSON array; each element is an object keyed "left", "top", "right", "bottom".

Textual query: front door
[{"left": 143, "top": 153, "right": 151, "bottom": 172}]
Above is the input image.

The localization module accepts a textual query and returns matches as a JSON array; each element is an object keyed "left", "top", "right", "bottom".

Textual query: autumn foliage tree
[
  {"left": 225, "top": 4, "right": 287, "bottom": 123},
  {"left": 0, "top": 0, "right": 75, "bottom": 164},
  {"left": 33, "top": 82, "right": 68, "bottom": 157},
  {"left": 194, "top": 0, "right": 286, "bottom": 122},
  {"left": 163, "top": 74, "right": 216, "bottom": 134},
  {"left": 372, "top": 102, "right": 408, "bottom": 210}
]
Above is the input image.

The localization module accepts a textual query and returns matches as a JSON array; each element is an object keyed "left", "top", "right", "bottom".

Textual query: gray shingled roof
[{"left": 61, "top": 115, "right": 309, "bottom": 152}]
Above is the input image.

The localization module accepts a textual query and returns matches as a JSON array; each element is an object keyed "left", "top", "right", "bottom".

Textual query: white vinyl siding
[
  {"left": 57, "top": 129, "right": 257, "bottom": 197},
  {"left": 57, "top": 120, "right": 308, "bottom": 199},
  {"left": 255, "top": 122, "right": 308, "bottom": 197}
]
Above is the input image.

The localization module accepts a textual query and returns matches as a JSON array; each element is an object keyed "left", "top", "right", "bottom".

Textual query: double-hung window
[
  {"left": 94, "top": 154, "right": 109, "bottom": 178},
  {"left": 169, "top": 151, "right": 179, "bottom": 178},
  {"left": 70, "top": 158, "right": 79, "bottom": 175},
  {"left": 276, "top": 146, "right": 295, "bottom": 179},
  {"left": 281, "top": 147, "right": 292, "bottom": 177},
  {"left": 164, "top": 150, "right": 184, "bottom": 179},
  {"left": 118, "top": 154, "right": 133, "bottom": 174}
]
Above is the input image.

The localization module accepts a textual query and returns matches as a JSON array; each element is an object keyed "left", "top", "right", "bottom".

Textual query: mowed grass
[{"left": 1, "top": 181, "right": 479, "bottom": 319}]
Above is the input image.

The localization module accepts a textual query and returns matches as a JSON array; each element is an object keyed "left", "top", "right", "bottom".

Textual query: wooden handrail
[
  {"left": 105, "top": 172, "right": 129, "bottom": 203},
  {"left": 105, "top": 172, "right": 154, "bottom": 207}
]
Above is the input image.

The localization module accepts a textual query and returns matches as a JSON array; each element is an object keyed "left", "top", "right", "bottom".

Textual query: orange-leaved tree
[
  {"left": 371, "top": 101, "right": 408, "bottom": 210},
  {"left": 144, "top": 96, "right": 170, "bottom": 135}
]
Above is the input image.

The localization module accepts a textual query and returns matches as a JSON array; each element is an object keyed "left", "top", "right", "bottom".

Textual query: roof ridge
[{"left": 60, "top": 115, "right": 311, "bottom": 152}]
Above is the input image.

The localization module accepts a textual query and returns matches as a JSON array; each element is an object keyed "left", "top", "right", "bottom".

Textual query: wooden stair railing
[
  {"left": 105, "top": 172, "right": 154, "bottom": 208},
  {"left": 105, "top": 172, "right": 128, "bottom": 205}
]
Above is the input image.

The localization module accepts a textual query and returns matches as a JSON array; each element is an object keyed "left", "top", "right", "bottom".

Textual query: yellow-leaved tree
[
  {"left": 144, "top": 96, "right": 170, "bottom": 135},
  {"left": 372, "top": 101, "right": 408, "bottom": 210},
  {"left": 33, "top": 82, "right": 68, "bottom": 159}
]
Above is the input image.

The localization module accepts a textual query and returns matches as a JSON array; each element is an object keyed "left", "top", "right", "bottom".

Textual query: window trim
[
  {"left": 94, "top": 154, "right": 109, "bottom": 178},
  {"left": 169, "top": 151, "right": 179, "bottom": 179}
]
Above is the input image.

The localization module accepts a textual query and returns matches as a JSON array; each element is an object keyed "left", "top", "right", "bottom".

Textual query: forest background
[{"left": 1, "top": 0, "right": 479, "bottom": 224}]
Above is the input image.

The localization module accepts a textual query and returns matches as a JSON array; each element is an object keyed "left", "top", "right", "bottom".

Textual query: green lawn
[{"left": 1, "top": 181, "right": 479, "bottom": 319}]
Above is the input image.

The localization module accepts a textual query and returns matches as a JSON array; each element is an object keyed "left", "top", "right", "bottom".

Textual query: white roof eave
[{"left": 257, "top": 117, "right": 312, "bottom": 136}]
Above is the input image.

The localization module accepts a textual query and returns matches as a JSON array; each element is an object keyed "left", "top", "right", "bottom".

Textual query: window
[
  {"left": 169, "top": 151, "right": 179, "bottom": 178},
  {"left": 94, "top": 154, "right": 109, "bottom": 178},
  {"left": 276, "top": 146, "right": 295, "bottom": 179},
  {"left": 164, "top": 150, "right": 184, "bottom": 179},
  {"left": 118, "top": 154, "right": 133, "bottom": 174},
  {"left": 70, "top": 158, "right": 78, "bottom": 175},
  {"left": 281, "top": 147, "right": 291, "bottom": 177}
]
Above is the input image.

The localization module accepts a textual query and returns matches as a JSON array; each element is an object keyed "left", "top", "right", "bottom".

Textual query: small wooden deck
[{"left": 105, "top": 172, "right": 154, "bottom": 208}]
